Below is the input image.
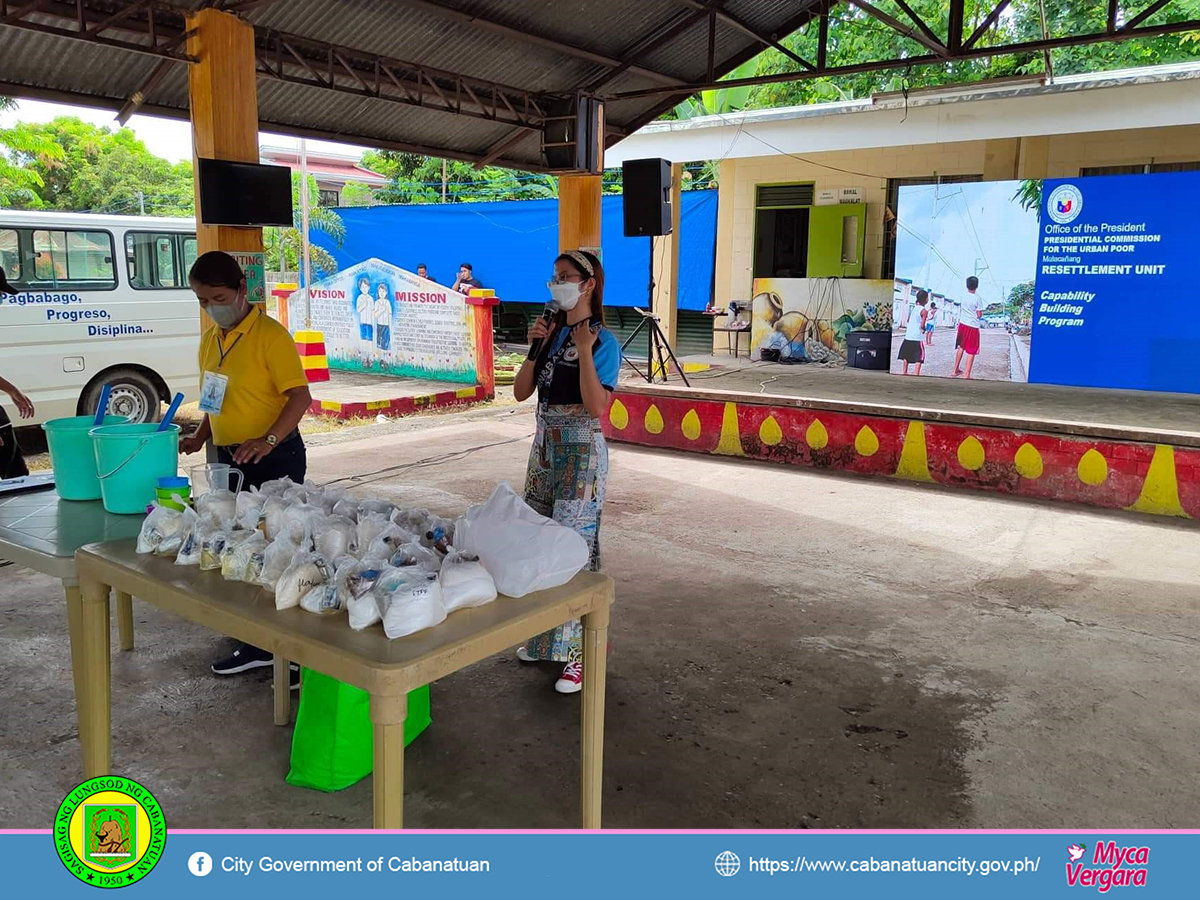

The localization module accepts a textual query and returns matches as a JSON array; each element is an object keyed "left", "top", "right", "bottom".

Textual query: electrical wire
[{"left": 320, "top": 433, "right": 533, "bottom": 490}]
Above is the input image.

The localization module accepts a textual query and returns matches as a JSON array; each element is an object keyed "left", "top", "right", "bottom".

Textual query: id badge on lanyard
[{"left": 199, "top": 371, "right": 229, "bottom": 414}]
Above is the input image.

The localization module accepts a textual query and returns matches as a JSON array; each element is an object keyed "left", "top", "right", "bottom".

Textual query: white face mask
[
  {"left": 547, "top": 280, "right": 582, "bottom": 310},
  {"left": 208, "top": 290, "right": 248, "bottom": 327}
]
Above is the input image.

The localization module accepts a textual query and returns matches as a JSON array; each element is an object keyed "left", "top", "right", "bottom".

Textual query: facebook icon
[{"left": 188, "top": 852, "right": 213, "bottom": 877}]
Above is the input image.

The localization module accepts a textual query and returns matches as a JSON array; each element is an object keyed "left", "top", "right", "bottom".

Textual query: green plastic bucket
[
  {"left": 42, "top": 415, "right": 128, "bottom": 501},
  {"left": 90, "top": 423, "right": 181, "bottom": 514}
]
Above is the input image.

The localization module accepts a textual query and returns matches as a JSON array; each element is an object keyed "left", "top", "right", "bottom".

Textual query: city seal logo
[
  {"left": 1047, "top": 183, "right": 1083, "bottom": 225},
  {"left": 54, "top": 776, "right": 166, "bottom": 888}
]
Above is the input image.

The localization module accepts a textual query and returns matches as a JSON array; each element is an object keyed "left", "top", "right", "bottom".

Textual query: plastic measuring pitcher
[{"left": 190, "top": 463, "right": 244, "bottom": 496}]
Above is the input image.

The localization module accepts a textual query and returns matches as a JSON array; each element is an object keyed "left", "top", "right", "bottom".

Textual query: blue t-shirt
[{"left": 536, "top": 324, "right": 620, "bottom": 405}]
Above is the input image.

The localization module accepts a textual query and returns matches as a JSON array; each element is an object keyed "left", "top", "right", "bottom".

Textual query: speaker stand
[{"left": 619, "top": 308, "right": 690, "bottom": 386}]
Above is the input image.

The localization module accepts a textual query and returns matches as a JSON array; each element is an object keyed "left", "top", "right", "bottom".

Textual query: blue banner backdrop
[
  {"left": 309, "top": 191, "right": 718, "bottom": 310},
  {"left": 1029, "top": 171, "right": 1200, "bottom": 393},
  {"left": 3, "top": 831, "right": 1194, "bottom": 898}
]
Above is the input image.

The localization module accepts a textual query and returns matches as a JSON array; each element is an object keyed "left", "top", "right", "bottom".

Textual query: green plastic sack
[{"left": 286, "top": 669, "right": 431, "bottom": 792}]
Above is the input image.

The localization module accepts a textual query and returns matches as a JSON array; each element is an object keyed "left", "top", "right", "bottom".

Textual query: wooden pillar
[
  {"left": 558, "top": 175, "right": 602, "bottom": 252},
  {"left": 712, "top": 158, "right": 738, "bottom": 354},
  {"left": 188, "top": 8, "right": 263, "bottom": 262},
  {"left": 983, "top": 138, "right": 1021, "bottom": 182},
  {"left": 650, "top": 162, "right": 683, "bottom": 359}
]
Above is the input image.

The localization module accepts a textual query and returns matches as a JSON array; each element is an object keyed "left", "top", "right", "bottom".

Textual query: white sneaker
[
  {"left": 516, "top": 646, "right": 537, "bottom": 663},
  {"left": 554, "top": 660, "right": 583, "bottom": 694}
]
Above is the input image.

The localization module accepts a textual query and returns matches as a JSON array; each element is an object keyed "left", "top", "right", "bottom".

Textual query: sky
[
  {"left": 0, "top": 99, "right": 370, "bottom": 163},
  {"left": 894, "top": 180, "right": 1039, "bottom": 306}
]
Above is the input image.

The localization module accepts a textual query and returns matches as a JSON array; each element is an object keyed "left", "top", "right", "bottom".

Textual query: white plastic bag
[
  {"left": 364, "top": 523, "right": 418, "bottom": 561},
  {"left": 261, "top": 496, "right": 288, "bottom": 541},
  {"left": 388, "top": 540, "right": 441, "bottom": 574},
  {"left": 137, "top": 504, "right": 185, "bottom": 554},
  {"left": 281, "top": 503, "right": 325, "bottom": 546},
  {"left": 275, "top": 552, "right": 333, "bottom": 611},
  {"left": 235, "top": 489, "right": 266, "bottom": 531},
  {"left": 439, "top": 549, "right": 497, "bottom": 612},
  {"left": 376, "top": 568, "right": 446, "bottom": 639},
  {"left": 344, "top": 558, "right": 388, "bottom": 630},
  {"left": 313, "top": 515, "right": 356, "bottom": 561},
  {"left": 258, "top": 476, "right": 294, "bottom": 497},
  {"left": 258, "top": 533, "right": 301, "bottom": 591},
  {"left": 331, "top": 497, "right": 360, "bottom": 521},
  {"left": 315, "top": 486, "right": 351, "bottom": 516},
  {"left": 174, "top": 508, "right": 204, "bottom": 566},
  {"left": 391, "top": 507, "right": 431, "bottom": 535},
  {"left": 300, "top": 554, "right": 354, "bottom": 615},
  {"left": 453, "top": 482, "right": 589, "bottom": 597},
  {"left": 355, "top": 512, "right": 392, "bottom": 554},
  {"left": 358, "top": 498, "right": 397, "bottom": 519}
]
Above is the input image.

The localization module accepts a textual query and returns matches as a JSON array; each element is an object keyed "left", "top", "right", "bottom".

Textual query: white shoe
[
  {"left": 516, "top": 646, "right": 537, "bottom": 663},
  {"left": 554, "top": 660, "right": 583, "bottom": 694}
]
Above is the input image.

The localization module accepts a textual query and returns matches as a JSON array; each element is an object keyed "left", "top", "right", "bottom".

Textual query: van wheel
[{"left": 83, "top": 370, "right": 161, "bottom": 424}]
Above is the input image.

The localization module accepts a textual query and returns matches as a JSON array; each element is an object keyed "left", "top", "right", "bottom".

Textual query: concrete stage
[
  {"left": 605, "top": 359, "right": 1200, "bottom": 520},
  {"left": 307, "top": 369, "right": 486, "bottom": 420}
]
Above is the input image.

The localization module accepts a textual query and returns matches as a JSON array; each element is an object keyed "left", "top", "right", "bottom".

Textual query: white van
[{"left": 0, "top": 211, "right": 201, "bottom": 426}]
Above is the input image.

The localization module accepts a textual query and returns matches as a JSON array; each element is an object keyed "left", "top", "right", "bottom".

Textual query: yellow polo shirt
[{"left": 198, "top": 306, "right": 308, "bottom": 446}]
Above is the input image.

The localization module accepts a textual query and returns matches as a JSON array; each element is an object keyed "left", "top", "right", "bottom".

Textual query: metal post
[
  {"left": 137, "top": 190, "right": 145, "bottom": 215},
  {"left": 299, "top": 137, "right": 312, "bottom": 328}
]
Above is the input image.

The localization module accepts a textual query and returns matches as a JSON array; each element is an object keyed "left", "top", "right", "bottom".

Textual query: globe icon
[{"left": 714, "top": 850, "right": 740, "bottom": 877}]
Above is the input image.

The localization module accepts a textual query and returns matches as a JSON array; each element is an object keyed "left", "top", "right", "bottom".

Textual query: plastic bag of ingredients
[
  {"left": 300, "top": 554, "right": 355, "bottom": 615},
  {"left": 258, "top": 533, "right": 302, "bottom": 591},
  {"left": 220, "top": 530, "right": 255, "bottom": 581},
  {"left": 174, "top": 509, "right": 205, "bottom": 566},
  {"left": 283, "top": 481, "right": 316, "bottom": 505},
  {"left": 196, "top": 488, "right": 237, "bottom": 528},
  {"left": 377, "top": 568, "right": 446, "bottom": 639},
  {"left": 261, "top": 496, "right": 288, "bottom": 541},
  {"left": 226, "top": 530, "right": 267, "bottom": 584},
  {"left": 313, "top": 515, "right": 356, "bottom": 562},
  {"left": 439, "top": 549, "right": 497, "bottom": 612},
  {"left": 258, "top": 476, "right": 294, "bottom": 497},
  {"left": 355, "top": 512, "right": 393, "bottom": 554},
  {"left": 276, "top": 552, "right": 333, "bottom": 611},
  {"left": 155, "top": 505, "right": 198, "bottom": 558},
  {"left": 282, "top": 503, "right": 325, "bottom": 547},
  {"left": 137, "top": 504, "right": 186, "bottom": 555},
  {"left": 358, "top": 498, "right": 397, "bottom": 519},
  {"left": 331, "top": 497, "right": 360, "bottom": 521},
  {"left": 454, "top": 482, "right": 589, "bottom": 597},
  {"left": 340, "top": 557, "right": 388, "bottom": 631},
  {"left": 198, "top": 520, "right": 231, "bottom": 570},
  {"left": 421, "top": 515, "right": 455, "bottom": 553},
  {"left": 235, "top": 489, "right": 267, "bottom": 532},
  {"left": 315, "top": 486, "right": 351, "bottom": 516},
  {"left": 388, "top": 540, "right": 441, "bottom": 574},
  {"left": 364, "top": 523, "right": 417, "bottom": 562}
]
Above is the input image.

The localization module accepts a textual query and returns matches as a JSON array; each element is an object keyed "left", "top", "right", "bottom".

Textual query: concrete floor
[{"left": 3, "top": 406, "right": 1199, "bottom": 828}]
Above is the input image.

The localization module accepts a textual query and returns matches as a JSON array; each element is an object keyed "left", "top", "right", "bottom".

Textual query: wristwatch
[{"left": 264, "top": 434, "right": 278, "bottom": 447}]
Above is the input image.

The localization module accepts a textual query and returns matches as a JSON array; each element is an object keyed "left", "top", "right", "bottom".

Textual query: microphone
[{"left": 527, "top": 302, "right": 557, "bottom": 360}]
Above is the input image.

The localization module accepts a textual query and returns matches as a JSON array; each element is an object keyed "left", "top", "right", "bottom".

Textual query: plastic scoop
[
  {"left": 93, "top": 384, "right": 112, "bottom": 426},
  {"left": 158, "top": 392, "right": 185, "bottom": 432}
]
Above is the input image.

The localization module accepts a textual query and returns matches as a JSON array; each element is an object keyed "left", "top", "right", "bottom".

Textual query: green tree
[
  {"left": 263, "top": 172, "right": 344, "bottom": 277},
  {"left": 337, "top": 181, "right": 377, "bottom": 207},
  {"left": 0, "top": 98, "right": 64, "bottom": 207},
  {"left": 363, "top": 151, "right": 568, "bottom": 203},
  {"left": 8, "top": 115, "right": 192, "bottom": 214}
]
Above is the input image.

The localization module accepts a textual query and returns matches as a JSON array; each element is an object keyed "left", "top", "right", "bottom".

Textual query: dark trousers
[
  {"left": 215, "top": 434, "right": 307, "bottom": 490},
  {"left": 0, "top": 407, "right": 29, "bottom": 480}
]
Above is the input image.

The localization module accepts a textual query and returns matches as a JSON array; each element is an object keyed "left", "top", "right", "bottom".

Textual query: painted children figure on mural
[
  {"left": 373, "top": 281, "right": 393, "bottom": 356},
  {"left": 898, "top": 289, "right": 928, "bottom": 375},
  {"left": 355, "top": 275, "right": 374, "bottom": 362}
]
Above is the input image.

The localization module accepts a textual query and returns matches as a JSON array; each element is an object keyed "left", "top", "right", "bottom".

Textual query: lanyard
[{"left": 212, "top": 311, "right": 257, "bottom": 370}]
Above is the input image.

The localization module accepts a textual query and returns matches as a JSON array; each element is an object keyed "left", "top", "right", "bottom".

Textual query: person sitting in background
[
  {"left": 452, "top": 262, "right": 482, "bottom": 295},
  {"left": 417, "top": 263, "right": 436, "bottom": 284}
]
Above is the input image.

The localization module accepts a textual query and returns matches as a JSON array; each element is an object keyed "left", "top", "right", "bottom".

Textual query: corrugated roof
[{"left": 0, "top": 0, "right": 823, "bottom": 168}]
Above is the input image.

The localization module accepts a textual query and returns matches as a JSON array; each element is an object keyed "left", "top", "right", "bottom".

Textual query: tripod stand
[{"left": 619, "top": 308, "right": 690, "bottom": 386}]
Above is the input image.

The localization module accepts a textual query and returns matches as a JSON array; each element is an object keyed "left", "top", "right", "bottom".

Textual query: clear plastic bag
[
  {"left": 225, "top": 530, "right": 267, "bottom": 583},
  {"left": 220, "top": 530, "right": 254, "bottom": 581},
  {"left": 196, "top": 488, "right": 237, "bottom": 528},
  {"left": 421, "top": 515, "right": 455, "bottom": 553},
  {"left": 199, "top": 526, "right": 231, "bottom": 571},
  {"left": 364, "top": 523, "right": 418, "bottom": 562},
  {"left": 300, "top": 554, "right": 356, "bottom": 615},
  {"left": 259, "top": 533, "right": 302, "bottom": 591},
  {"left": 276, "top": 552, "right": 333, "bottom": 610},
  {"left": 338, "top": 556, "right": 387, "bottom": 615},
  {"left": 355, "top": 512, "right": 392, "bottom": 554},
  {"left": 258, "top": 476, "right": 295, "bottom": 497},
  {"left": 261, "top": 496, "right": 288, "bottom": 541},
  {"left": 377, "top": 568, "right": 446, "bottom": 639},
  {"left": 282, "top": 503, "right": 325, "bottom": 547},
  {"left": 439, "top": 549, "right": 497, "bottom": 612},
  {"left": 388, "top": 540, "right": 441, "bottom": 574},
  {"left": 331, "top": 497, "right": 360, "bottom": 521},
  {"left": 235, "top": 488, "right": 266, "bottom": 532},
  {"left": 358, "top": 498, "right": 397, "bottom": 519},
  {"left": 315, "top": 486, "right": 351, "bottom": 516},
  {"left": 313, "top": 515, "right": 356, "bottom": 561},
  {"left": 174, "top": 508, "right": 204, "bottom": 566},
  {"left": 137, "top": 504, "right": 186, "bottom": 555}
]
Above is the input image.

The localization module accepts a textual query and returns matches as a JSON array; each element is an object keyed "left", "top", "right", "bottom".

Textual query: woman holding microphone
[
  {"left": 180, "top": 251, "right": 311, "bottom": 677},
  {"left": 512, "top": 249, "right": 620, "bottom": 694}
]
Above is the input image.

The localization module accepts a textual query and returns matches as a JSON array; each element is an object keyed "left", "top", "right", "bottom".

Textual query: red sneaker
[{"left": 554, "top": 660, "right": 583, "bottom": 694}]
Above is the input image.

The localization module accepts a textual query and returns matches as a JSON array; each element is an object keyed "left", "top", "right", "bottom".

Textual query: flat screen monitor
[{"left": 197, "top": 158, "right": 293, "bottom": 226}]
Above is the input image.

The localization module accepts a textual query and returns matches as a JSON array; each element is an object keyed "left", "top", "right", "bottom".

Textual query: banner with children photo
[
  {"left": 750, "top": 278, "right": 892, "bottom": 363},
  {"left": 891, "top": 180, "right": 1038, "bottom": 382},
  {"left": 287, "top": 258, "right": 477, "bottom": 383}
]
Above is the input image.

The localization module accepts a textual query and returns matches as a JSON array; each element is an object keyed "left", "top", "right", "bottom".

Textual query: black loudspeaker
[
  {"left": 846, "top": 330, "right": 892, "bottom": 370},
  {"left": 623, "top": 157, "right": 672, "bottom": 236},
  {"left": 542, "top": 94, "right": 603, "bottom": 173}
]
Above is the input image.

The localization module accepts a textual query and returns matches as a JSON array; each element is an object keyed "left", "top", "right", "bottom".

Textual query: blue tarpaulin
[{"left": 310, "top": 190, "right": 717, "bottom": 310}]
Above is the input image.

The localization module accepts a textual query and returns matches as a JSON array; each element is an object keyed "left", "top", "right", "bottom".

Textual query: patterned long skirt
[{"left": 520, "top": 404, "right": 609, "bottom": 662}]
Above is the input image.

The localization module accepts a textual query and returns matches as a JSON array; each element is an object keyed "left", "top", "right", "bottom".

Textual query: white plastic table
[{"left": 0, "top": 487, "right": 143, "bottom": 706}]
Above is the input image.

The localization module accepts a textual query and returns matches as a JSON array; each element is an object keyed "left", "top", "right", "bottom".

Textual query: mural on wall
[
  {"left": 891, "top": 180, "right": 1038, "bottom": 382},
  {"left": 287, "top": 258, "right": 476, "bottom": 383},
  {"left": 750, "top": 277, "right": 891, "bottom": 362}
]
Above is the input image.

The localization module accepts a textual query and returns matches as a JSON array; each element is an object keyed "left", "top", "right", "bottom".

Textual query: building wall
[{"left": 710, "top": 123, "right": 1200, "bottom": 353}]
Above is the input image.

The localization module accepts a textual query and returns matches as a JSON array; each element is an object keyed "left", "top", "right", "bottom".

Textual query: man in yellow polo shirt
[{"left": 180, "top": 251, "right": 311, "bottom": 678}]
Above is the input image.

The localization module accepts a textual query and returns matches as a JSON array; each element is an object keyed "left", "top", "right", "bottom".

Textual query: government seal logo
[{"left": 54, "top": 776, "right": 166, "bottom": 888}]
